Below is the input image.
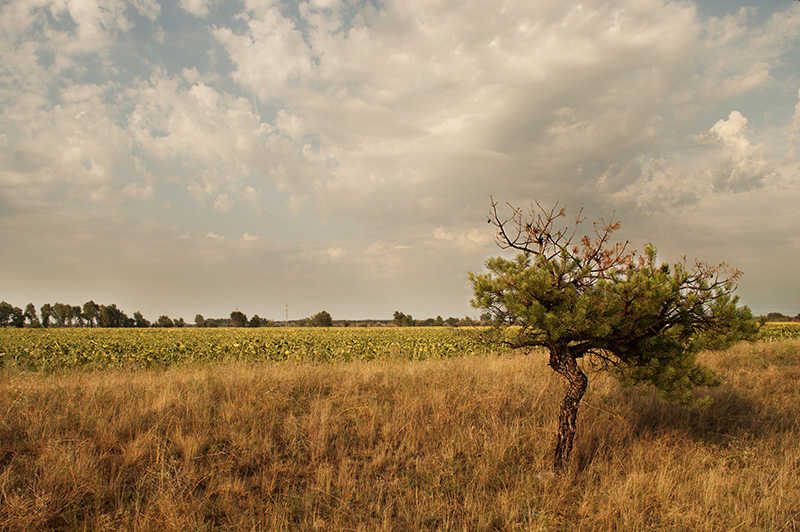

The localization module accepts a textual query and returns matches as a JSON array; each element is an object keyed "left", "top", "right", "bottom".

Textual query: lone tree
[{"left": 470, "top": 200, "right": 756, "bottom": 470}]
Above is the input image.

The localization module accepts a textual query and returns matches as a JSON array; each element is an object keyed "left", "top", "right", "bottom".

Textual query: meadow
[{"left": 0, "top": 325, "right": 798, "bottom": 531}]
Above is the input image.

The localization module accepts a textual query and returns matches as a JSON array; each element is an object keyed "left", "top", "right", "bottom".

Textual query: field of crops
[
  {"left": 757, "top": 321, "right": 800, "bottom": 341},
  {"left": 0, "top": 327, "right": 506, "bottom": 371},
  {"left": 0, "top": 322, "right": 796, "bottom": 372}
]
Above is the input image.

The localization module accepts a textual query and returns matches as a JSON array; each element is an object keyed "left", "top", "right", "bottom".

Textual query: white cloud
[
  {"left": 212, "top": 7, "right": 313, "bottom": 97},
  {"left": 605, "top": 156, "right": 706, "bottom": 212},
  {"left": 43, "top": 0, "right": 132, "bottom": 56},
  {"left": 180, "top": 0, "right": 210, "bottom": 17},
  {"left": 131, "top": 0, "right": 160, "bottom": 20},
  {"left": 126, "top": 74, "right": 298, "bottom": 209},
  {"left": 698, "top": 111, "right": 779, "bottom": 192},
  {"left": 326, "top": 247, "right": 345, "bottom": 261},
  {"left": 0, "top": 83, "right": 134, "bottom": 205}
]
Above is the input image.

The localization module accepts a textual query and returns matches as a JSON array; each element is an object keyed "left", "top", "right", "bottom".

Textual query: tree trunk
[{"left": 549, "top": 345, "right": 588, "bottom": 470}]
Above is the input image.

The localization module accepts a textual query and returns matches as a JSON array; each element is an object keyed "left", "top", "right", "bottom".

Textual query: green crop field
[
  {"left": 1, "top": 322, "right": 795, "bottom": 372},
  {"left": 0, "top": 327, "right": 506, "bottom": 371},
  {"left": 757, "top": 321, "right": 800, "bottom": 341}
]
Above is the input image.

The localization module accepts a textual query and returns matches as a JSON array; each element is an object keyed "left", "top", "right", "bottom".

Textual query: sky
[{"left": 1, "top": 0, "right": 799, "bottom": 322}]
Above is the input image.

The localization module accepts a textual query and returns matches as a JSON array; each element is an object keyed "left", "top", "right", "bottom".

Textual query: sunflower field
[
  {"left": 0, "top": 327, "right": 504, "bottom": 371},
  {"left": 757, "top": 321, "right": 800, "bottom": 341}
]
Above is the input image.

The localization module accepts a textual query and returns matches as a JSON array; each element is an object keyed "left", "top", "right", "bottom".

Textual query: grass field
[{"left": 0, "top": 328, "right": 799, "bottom": 530}]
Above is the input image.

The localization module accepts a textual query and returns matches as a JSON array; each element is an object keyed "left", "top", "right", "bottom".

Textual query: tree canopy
[
  {"left": 470, "top": 199, "right": 756, "bottom": 470},
  {"left": 309, "top": 310, "right": 334, "bottom": 327}
]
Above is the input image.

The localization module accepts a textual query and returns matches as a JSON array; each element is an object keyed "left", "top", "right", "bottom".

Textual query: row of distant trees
[
  {"left": 392, "top": 311, "right": 486, "bottom": 327},
  {"left": 0, "top": 301, "right": 484, "bottom": 328},
  {"left": 764, "top": 312, "right": 800, "bottom": 322},
  {"left": 0, "top": 300, "right": 157, "bottom": 328}
]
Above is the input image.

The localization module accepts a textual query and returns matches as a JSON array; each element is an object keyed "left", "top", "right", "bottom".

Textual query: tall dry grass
[{"left": 1, "top": 341, "right": 798, "bottom": 531}]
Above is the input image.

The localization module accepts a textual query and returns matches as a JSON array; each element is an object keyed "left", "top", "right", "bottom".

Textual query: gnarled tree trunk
[{"left": 549, "top": 345, "right": 588, "bottom": 470}]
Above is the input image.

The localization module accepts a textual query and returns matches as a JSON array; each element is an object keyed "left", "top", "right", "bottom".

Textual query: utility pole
[{"left": 285, "top": 304, "right": 288, "bottom": 327}]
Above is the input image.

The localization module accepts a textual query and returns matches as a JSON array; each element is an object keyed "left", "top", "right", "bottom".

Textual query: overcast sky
[{"left": 1, "top": 0, "right": 799, "bottom": 322}]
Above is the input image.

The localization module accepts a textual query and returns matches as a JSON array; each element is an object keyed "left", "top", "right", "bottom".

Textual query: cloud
[
  {"left": 605, "top": 156, "right": 706, "bottom": 212},
  {"left": 789, "top": 88, "right": 800, "bottom": 160},
  {"left": 212, "top": 6, "right": 313, "bottom": 97},
  {"left": 122, "top": 182, "right": 155, "bottom": 200},
  {"left": 603, "top": 109, "right": 782, "bottom": 212},
  {"left": 698, "top": 111, "right": 779, "bottom": 192},
  {"left": 213, "top": 194, "right": 235, "bottom": 213},
  {"left": 210, "top": 0, "right": 711, "bottom": 223},
  {"left": 180, "top": 0, "right": 217, "bottom": 18},
  {"left": 0, "top": 82, "right": 134, "bottom": 207},
  {"left": 300, "top": 246, "right": 346, "bottom": 265},
  {"left": 2, "top": 0, "right": 799, "bottom": 320},
  {"left": 131, "top": 0, "right": 161, "bottom": 20},
  {"left": 326, "top": 247, "right": 345, "bottom": 261},
  {"left": 433, "top": 227, "right": 493, "bottom": 254}
]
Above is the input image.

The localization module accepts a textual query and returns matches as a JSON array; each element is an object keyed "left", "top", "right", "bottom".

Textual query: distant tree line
[
  {"left": 392, "top": 311, "right": 488, "bottom": 327},
  {"left": 764, "top": 312, "right": 800, "bottom": 322},
  {"left": 0, "top": 300, "right": 490, "bottom": 329},
  {"left": 0, "top": 300, "right": 187, "bottom": 329}
]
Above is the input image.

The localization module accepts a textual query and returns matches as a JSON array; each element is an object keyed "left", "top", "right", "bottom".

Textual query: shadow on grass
[
  {"left": 631, "top": 387, "right": 770, "bottom": 442},
  {"left": 574, "top": 385, "right": 782, "bottom": 471}
]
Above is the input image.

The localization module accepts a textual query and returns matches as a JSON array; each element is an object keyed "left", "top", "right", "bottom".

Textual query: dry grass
[{"left": 1, "top": 341, "right": 799, "bottom": 531}]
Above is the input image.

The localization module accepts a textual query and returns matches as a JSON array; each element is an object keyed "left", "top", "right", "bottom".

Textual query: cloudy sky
[{"left": 1, "top": 0, "right": 799, "bottom": 322}]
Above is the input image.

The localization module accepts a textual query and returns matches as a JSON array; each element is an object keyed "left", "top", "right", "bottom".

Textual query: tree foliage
[
  {"left": 230, "top": 311, "right": 248, "bottom": 328},
  {"left": 393, "top": 311, "right": 414, "bottom": 327},
  {"left": 0, "top": 301, "right": 13, "bottom": 327},
  {"left": 470, "top": 199, "right": 756, "bottom": 469},
  {"left": 310, "top": 310, "right": 333, "bottom": 327}
]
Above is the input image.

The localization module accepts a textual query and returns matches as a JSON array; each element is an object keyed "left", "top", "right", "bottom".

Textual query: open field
[
  {"left": 0, "top": 329, "right": 799, "bottom": 530},
  {"left": 0, "top": 322, "right": 797, "bottom": 371},
  {"left": 0, "top": 327, "right": 504, "bottom": 371}
]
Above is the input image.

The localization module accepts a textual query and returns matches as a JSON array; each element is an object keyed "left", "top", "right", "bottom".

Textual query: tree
[
  {"left": 98, "top": 304, "right": 129, "bottom": 327},
  {"left": 309, "top": 310, "right": 333, "bottom": 327},
  {"left": 134, "top": 311, "right": 151, "bottom": 328},
  {"left": 52, "top": 302, "right": 72, "bottom": 327},
  {"left": 393, "top": 311, "right": 414, "bottom": 327},
  {"left": 248, "top": 314, "right": 263, "bottom": 328},
  {"left": 195, "top": 314, "right": 205, "bottom": 327},
  {"left": 83, "top": 301, "right": 100, "bottom": 327},
  {"left": 24, "top": 303, "right": 39, "bottom": 326},
  {"left": 72, "top": 305, "right": 84, "bottom": 327},
  {"left": 470, "top": 200, "right": 756, "bottom": 470},
  {"left": 40, "top": 303, "right": 52, "bottom": 328},
  {"left": 230, "top": 310, "right": 248, "bottom": 328},
  {"left": 156, "top": 315, "right": 174, "bottom": 328},
  {"left": 10, "top": 306, "right": 25, "bottom": 328},
  {"left": 0, "top": 301, "right": 13, "bottom": 327}
]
